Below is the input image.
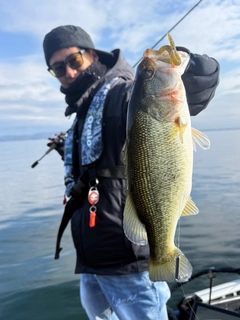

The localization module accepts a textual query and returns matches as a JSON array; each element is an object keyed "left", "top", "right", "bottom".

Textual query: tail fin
[{"left": 149, "top": 247, "right": 192, "bottom": 283}]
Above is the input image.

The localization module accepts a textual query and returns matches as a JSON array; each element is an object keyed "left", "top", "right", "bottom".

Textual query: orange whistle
[{"left": 89, "top": 211, "right": 96, "bottom": 227}]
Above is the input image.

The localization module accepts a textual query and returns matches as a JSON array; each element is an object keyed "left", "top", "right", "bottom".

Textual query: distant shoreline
[
  {"left": 0, "top": 132, "right": 54, "bottom": 142},
  {"left": 0, "top": 127, "right": 239, "bottom": 142}
]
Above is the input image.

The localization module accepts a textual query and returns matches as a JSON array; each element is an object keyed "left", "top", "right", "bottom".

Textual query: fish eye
[{"left": 142, "top": 67, "right": 154, "bottom": 78}]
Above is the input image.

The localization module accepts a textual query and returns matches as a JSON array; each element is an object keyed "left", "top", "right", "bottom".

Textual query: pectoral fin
[
  {"left": 123, "top": 193, "right": 148, "bottom": 245},
  {"left": 175, "top": 116, "right": 187, "bottom": 143},
  {"left": 181, "top": 197, "right": 199, "bottom": 217},
  {"left": 192, "top": 128, "right": 211, "bottom": 151}
]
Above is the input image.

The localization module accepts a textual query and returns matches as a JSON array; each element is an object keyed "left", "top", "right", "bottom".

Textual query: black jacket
[{"left": 65, "top": 49, "right": 219, "bottom": 275}]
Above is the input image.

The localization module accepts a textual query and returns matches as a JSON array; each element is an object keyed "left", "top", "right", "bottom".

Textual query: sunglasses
[{"left": 48, "top": 50, "right": 85, "bottom": 78}]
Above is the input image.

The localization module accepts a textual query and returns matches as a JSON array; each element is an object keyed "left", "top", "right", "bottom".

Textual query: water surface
[{"left": 1, "top": 130, "right": 240, "bottom": 319}]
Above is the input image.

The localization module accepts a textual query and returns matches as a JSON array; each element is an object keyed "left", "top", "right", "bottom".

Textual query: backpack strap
[{"left": 55, "top": 197, "right": 78, "bottom": 259}]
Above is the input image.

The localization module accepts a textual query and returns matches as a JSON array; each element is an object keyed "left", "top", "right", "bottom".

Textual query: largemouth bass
[{"left": 123, "top": 34, "right": 210, "bottom": 282}]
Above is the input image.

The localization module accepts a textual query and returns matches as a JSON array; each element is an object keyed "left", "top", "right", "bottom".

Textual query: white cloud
[
  {"left": 1, "top": 0, "right": 239, "bottom": 59},
  {"left": 0, "top": 55, "right": 67, "bottom": 126},
  {"left": 0, "top": 0, "right": 239, "bottom": 132},
  {"left": 219, "top": 67, "right": 240, "bottom": 95}
]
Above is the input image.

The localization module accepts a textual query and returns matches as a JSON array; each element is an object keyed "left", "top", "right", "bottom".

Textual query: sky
[{"left": 0, "top": 0, "right": 240, "bottom": 138}]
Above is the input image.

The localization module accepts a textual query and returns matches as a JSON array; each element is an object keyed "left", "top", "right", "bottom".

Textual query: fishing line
[
  {"left": 179, "top": 284, "right": 201, "bottom": 320},
  {"left": 175, "top": 219, "right": 181, "bottom": 281},
  {"left": 175, "top": 222, "right": 201, "bottom": 320},
  {"left": 133, "top": 0, "right": 204, "bottom": 68},
  {"left": 176, "top": 218, "right": 181, "bottom": 248}
]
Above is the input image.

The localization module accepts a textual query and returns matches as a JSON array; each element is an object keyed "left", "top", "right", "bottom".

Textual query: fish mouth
[
  {"left": 144, "top": 34, "right": 181, "bottom": 67},
  {"left": 142, "top": 54, "right": 174, "bottom": 69}
]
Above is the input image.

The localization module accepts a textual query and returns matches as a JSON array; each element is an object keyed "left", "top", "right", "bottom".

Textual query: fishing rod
[
  {"left": 31, "top": 0, "right": 203, "bottom": 168},
  {"left": 31, "top": 143, "right": 56, "bottom": 168},
  {"left": 133, "top": 0, "right": 204, "bottom": 68},
  {"left": 31, "top": 132, "right": 66, "bottom": 168}
]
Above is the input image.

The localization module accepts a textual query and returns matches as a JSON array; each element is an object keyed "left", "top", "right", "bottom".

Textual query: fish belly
[{"left": 127, "top": 109, "right": 193, "bottom": 282}]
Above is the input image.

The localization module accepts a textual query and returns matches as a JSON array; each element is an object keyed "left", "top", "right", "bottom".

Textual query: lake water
[{"left": 0, "top": 129, "right": 240, "bottom": 319}]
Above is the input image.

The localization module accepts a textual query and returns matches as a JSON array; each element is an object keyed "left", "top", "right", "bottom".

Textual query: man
[{"left": 43, "top": 25, "right": 219, "bottom": 320}]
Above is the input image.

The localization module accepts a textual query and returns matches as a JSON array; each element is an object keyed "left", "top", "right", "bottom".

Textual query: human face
[
  {"left": 48, "top": 50, "right": 86, "bottom": 78},
  {"left": 48, "top": 47, "right": 99, "bottom": 88}
]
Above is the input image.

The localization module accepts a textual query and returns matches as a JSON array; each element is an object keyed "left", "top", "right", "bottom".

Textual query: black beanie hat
[{"left": 43, "top": 25, "right": 113, "bottom": 66}]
